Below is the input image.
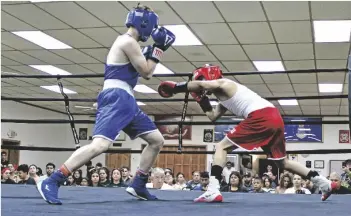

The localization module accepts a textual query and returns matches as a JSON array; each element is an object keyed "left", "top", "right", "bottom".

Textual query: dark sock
[
  {"left": 306, "top": 170, "right": 319, "bottom": 180},
  {"left": 211, "top": 165, "right": 223, "bottom": 182}
]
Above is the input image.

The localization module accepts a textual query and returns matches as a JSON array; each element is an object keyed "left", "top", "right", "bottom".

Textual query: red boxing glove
[
  {"left": 190, "top": 91, "right": 206, "bottom": 102},
  {"left": 190, "top": 91, "right": 213, "bottom": 113},
  {"left": 158, "top": 81, "right": 188, "bottom": 98}
]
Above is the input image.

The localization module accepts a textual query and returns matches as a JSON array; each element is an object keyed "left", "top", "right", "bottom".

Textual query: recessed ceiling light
[
  {"left": 318, "top": 84, "right": 343, "bottom": 93},
  {"left": 253, "top": 61, "right": 285, "bottom": 72},
  {"left": 153, "top": 64, "right": 174, "bottom": 74},
  {"left": 278, "top": 99, "right": 298, "bottom": 106},
  {"left": 29, "top": 65, "right": 72, "bottom": 75},
  {"left": 210, "top": 101, "right": 218, "bottom": 106},
  {"left": 137, "top": 101, "right": 146, "bottom": 106},
  {"left": 12, "top": 31, "right": 72, "bottom": 49},
  {"left": 313, "top": 20, "right": 351, "bottom": 43},
  {"left": 162, "top": 25, "right": 202, "bottom": 46},
  {"left": 134, "top": 85, "right": 157, "bottom": 93},
  {"left": 41, "top": 85, "right": 77, "bottom": 94}
]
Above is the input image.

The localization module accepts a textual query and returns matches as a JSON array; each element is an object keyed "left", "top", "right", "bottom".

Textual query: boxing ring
[
  {"left": 2, "top": 184, "right": 350, "bottom": 216},
  {"left": 1, "top": 56, "right": 351, "bottom": 215}
]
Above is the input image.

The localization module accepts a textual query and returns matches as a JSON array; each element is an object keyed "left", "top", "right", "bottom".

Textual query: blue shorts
[{"left": 92, "top": 88, "right": 157, "bottom": 141}]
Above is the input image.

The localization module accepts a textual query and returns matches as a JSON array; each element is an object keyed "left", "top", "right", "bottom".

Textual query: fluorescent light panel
[
  {"left": 41, "top": 85, "right": 77, "bottom": 94},
  {"left": 29, "top": 65, "right": 72, "bottom": 75},
  {"left": 313, "top": 20, "right": 351, "bottom": 42},
  {"left": 153, "top": 64, "right": 174, "bottom": 74},
  {"left": 253, "top": 61, "right": 285, "bottom": 72},
  {"left": 162, "top": 25, "right": 202, "bottom": 46},
  {"left": 210, "top": 101, "right": 218, "bottom": 106},
  {"left": 137, "top": 101, "right": 146, "bottom": 106},
  {"left": 318, "top": 84, "right": 343, "bottom": 93},
  {"left": 278, "top": 99, "right": 298, "bottom": 106},
  {"left": 12, "top": 31, "right": 72, "bottom": 49},
  {"left": 134, "top": 85, "right": 157, "bottom": 93}
]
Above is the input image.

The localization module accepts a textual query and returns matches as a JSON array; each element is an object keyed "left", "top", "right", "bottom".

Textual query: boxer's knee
[
  {"left": 274, "top": 158, "right": 287, "bottom": 170},
  {"left": 90, "top": 137, "right": 112, "bottom": 154},
  {"left": 140, "top": 130, "right": 164, "bottom": 150},
  {"left": 217, "top": 137, "right": 236, "bottom": 152}
]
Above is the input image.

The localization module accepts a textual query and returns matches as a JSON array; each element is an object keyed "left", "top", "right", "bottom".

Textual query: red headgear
[{"left": 193, "top": 64, "right": 223, "bottom": 81}]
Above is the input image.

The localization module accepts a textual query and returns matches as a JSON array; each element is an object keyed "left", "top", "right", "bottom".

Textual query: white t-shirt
[
  {"left": 146, "top": 183, "right": 177, "bottom": 190},
  {"left": 284, "top": 187, "right": 311, "bottom": 194},
  {"left": 222, "top": 167, "right": 236, "bottom": 183}
]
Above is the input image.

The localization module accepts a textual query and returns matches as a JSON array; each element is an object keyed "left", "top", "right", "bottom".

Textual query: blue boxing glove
[
  {"left": 152, "top": 27, "right": 176, "bottom": 51},
  {"left": 143, "top": 27, "right": 176, "bottom": 64}
]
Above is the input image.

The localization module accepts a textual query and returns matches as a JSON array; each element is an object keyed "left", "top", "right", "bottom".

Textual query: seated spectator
[
  {"left": 164, "top": 171, "right": 175, "bottom": 187},
  {"left": 73, "top": 169, "right": 82, "bottom": 186},
  {"left": 17, "top": 164, "right": 36, "bottom": 185},
  {"left": 146, "top": 167, "right": 175, "bottom": 190},
  {"left": 29, "top": 164, "right": 39, "bottom": 183},
  {"left": 1, "top": 168, "right": 15, "bottom": 184},
  {"left": 36, "top": 167, "right": 43, "bottom": 177},
  {"left": 275, "top": 173, "right": 293, "bottom": 194},
  {"left": 262, "top": 172, "right": 277, "bottom": 188},
  {"left": 220, "top": 171, "right": 244, "bottom": 192},
  {"left": 242, "top": 172, "right": 253, "bottom": 192},
  {"left": 303, "top": 179, "right": 319, "bottom": 194},
  {"left": 341, "top": 159, "right": 351, "bottom": 189},
  {"left": 7, "top": 163, "right": 16, "bottom": 181},
  {"left": 174, "top": 172, "right": 187, "bottom": 190},
  {"left": 199, "top": 171, "right": 210, "bottom": 191},
  {"left": 80, "top": 177, "right": 89, "bottom": 187},
  {"left": 109, "top": 168, "right": 126, "bottom": 188},
  {"left": 185, "top": 171, "right": 202, "bottom": 190},
  {"left": 250, "top": 177, "right": 264, "bottom": 193},
  {"left": 121, "top": 166, "right": 132, "bottom": 185},
  {"left": 90, "top": 171, "right": 100, "bottom": 187},
  {"left": 285, "top": 174, "right": 311, "bottom": 194},
  {"left": 262, "top": 177, "right": 275, "bottom": 193},
  {"left": 329, "top": 172, "right": 351, "bottom": 194},
  {"left": 98, "top": 167, "right": 110, "bottom": 187},
  {"left": 63, "top": 175, "right": 75, "bottom": 186}
]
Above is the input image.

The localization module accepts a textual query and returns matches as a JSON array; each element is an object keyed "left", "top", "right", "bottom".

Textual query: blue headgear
[{"left": 125, "top": 8, "right": 159, "bottom": 42}]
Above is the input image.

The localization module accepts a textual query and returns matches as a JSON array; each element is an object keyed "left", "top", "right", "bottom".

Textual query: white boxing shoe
[{"left": 194, "top": 176, "right": 223, "bottom": 203}]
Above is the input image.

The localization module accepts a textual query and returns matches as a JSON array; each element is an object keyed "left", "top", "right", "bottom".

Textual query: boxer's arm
[
  {"left": 187, "top": 80, "right": 223, "bottom": 92},
  {"left": 121, "top": 39, "right": 157, "bottom": 80},
  {"left": 205, "top": 103, "right": 227, "bottom": 122}
]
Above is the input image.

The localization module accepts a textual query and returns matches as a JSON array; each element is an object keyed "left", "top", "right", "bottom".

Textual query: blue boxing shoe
[
  {"left": 37, "top": 170, "right": 66, "bottom": 205},
  {"left": 126, "top": 172, "right": 157, "bottom": 201}
]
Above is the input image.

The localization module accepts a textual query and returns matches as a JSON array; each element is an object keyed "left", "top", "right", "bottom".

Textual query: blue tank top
[{"left": 104, "top": 63, "right": 140, "bottom": 88}]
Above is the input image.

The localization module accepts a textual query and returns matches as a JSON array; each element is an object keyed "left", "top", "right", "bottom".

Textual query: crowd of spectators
[{"left": 2, "top": 151, "right": 351, "bottom": 196}]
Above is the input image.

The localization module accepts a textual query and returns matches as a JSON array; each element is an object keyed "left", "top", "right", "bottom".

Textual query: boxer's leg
[{"left": 123, "top": 109, "right": 163, "bottom": 200}]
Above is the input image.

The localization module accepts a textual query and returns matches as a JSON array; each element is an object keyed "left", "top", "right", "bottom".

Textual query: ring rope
[
  {"left": 1, "top": 68, "right": 348, "bottom": 79},
  {"left": 57, "top": 79, "right": 80, "bottom": 149},
  {"left": 348, "top": 54, "right": 351, "bottom": 131},
  {"left": 1, "top": 119, "right": 349, "bottom": 125},
  {"left": 2, "top": 145, "right": 351, "bottom": 155},
  {"left": 2, "top": 94, "right": 348, "bottom": 102},
  {"left": 178, "top": 75, "right": 192, "bottom": 153}
]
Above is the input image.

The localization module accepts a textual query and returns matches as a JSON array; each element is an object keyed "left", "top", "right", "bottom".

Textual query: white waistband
[{"left": 103, "top": 79, "right": 134, "bottom": 97}]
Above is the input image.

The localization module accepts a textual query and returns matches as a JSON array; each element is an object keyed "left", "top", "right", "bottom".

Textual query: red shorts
[{"left": 226, "top": 107, "right": 286, "bottom": 160}]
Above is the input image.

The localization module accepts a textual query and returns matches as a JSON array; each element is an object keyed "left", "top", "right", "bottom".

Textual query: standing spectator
[
  {"left": 1, "top": 151, "right": 9, "bottom": 170},
  {"left": 45, "top": 163, "right": 55, "bottom": 177},
  {"left": 17, "top": 164, "right": 36, "bottom": 185},
  {"left": 222, "top": 161, "right": 236, "bottom": 184},
  {"left": 285, "top": 174, "right": 311, "bottom": 194},
  {"left": 121, "top": 167, "right": 132, "bottom": 185},
  {"left": 329, "top": 172, "right": 351, "bottom": 194},
  {"left": 220, "top": 171, "right": 243, "bottom": 192},
  {"left": 1, "top": 168, "right": 15, "bottom": 184},
  {"left": 174, "top": 172, "right": 187, "bottom": 190},
  {"left": 275, "top": 173, "right": 293, "bottom": 194},
  {"left": 242, "top": 172, "right": 253, "bottom": 192}
]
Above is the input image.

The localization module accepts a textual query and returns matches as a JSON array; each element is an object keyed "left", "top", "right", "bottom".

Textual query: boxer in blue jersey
[{"left": 37, "top": 4, "right": 175, "bottom": 205}]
